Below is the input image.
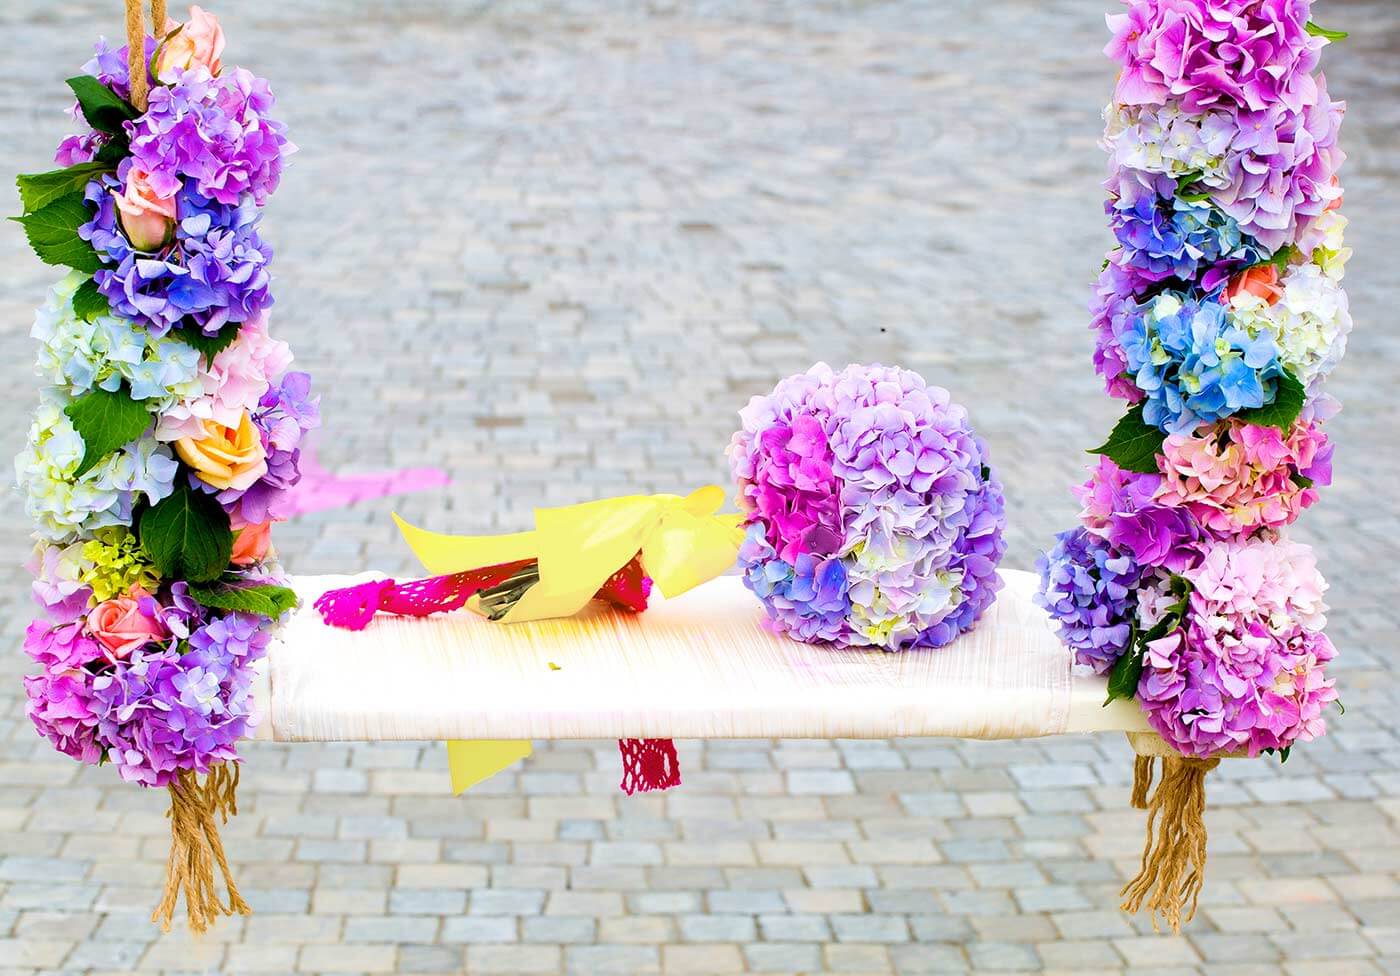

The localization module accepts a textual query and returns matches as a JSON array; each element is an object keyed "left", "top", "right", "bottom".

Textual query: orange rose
[
  {"left": 1223, "top": 264, "right": 1284, "bottom": 307},
  {"left": 176, "top": 412, "right": 267, "bottom": 491},
  {"left": 230, "top": 520, "right": 273, "bottom": 566}
]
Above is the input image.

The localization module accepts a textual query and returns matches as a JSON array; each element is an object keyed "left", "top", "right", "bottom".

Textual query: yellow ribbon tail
[
  {"left": 447, "top": 740, "right": 533, "bottom": 794},
  {"left": 393, "top": 486, "right": 744, "bottom": 624}
]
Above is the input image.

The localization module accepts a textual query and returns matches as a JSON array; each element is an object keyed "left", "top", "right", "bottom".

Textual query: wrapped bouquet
[{"left": 14, "top": 3, "right": 308, "bottom": 932}]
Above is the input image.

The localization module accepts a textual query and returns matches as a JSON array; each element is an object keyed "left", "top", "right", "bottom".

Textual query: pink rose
[
  {"left": 230, "top": 520, "right": 273, "bottom": 566},
  {"left": 110, "top": 168, "right": 177, "bottom": 252},
  {"left": 87, "top": 591, "right": 170, "bottom": 664},
  {"left": 156, "top": 5, "right": 226, "bottom": 81}
]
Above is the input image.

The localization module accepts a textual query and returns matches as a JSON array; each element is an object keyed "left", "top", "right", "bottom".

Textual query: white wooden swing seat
[{"left": 253, "top": 570, "right": 1154, "bottom": 746}]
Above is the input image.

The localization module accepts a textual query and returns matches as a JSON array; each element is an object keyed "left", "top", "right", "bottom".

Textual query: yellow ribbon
[
  {"left": 392, "top": 486, "right": 744, "bottom": 793},
  {"left": 392, "top": 485, "right": 744, "bottom": 624}
]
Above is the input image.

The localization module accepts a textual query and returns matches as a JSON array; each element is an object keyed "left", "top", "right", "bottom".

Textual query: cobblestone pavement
[{"left": 2, "top": 1, "right": 1398, "bottom": 973}]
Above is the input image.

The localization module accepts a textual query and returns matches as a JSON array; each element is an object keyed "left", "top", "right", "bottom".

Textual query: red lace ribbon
[{"left": 618, "top": 738, "right": 681, "bottom": 794}]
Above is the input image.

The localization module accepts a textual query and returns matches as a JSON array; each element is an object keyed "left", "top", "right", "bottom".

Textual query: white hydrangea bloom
[
  {"left": 1230, "top": 262, "right": 1351, "bottom": 388},
  {"left": 31, "top": 271, "right": 202, "bottom": 408},
  {"left": 15, "top": 398, "right": 178, "bottom": 543},
  {"left": 1102, "top": 103, "right": 1237, "bottom": 189}
]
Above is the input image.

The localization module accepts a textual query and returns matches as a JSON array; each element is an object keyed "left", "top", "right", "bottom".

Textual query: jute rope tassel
[
  {"left": 124, "top": 0, "right": 168, "bottom": 111},
  {"left": 151, "top": 762, "right": 252, "bottom": 934},
  {"left": 1120, "top": 754, "right": 1220, "bottom": 934}
]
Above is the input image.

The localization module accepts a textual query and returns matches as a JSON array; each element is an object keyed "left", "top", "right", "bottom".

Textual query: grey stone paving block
[{"left": 4, "top": 0, "right": 1400, "bottom": 970}]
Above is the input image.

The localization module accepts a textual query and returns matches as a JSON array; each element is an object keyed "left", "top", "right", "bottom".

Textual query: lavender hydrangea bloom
[
  {"left": 1120, "top": 292, "right": 1284, "bottom": 433},
  {"left": 81, "top": 172, "right": 274, "bottom": 337},
  {"left": 730, "top": 364, "right": 1006, "bottom": 651},
  {"left": 127, "top": 66, "right": 292, "bottom": 206},
  {"left": 1091, "top": 262, "right": 1150, "bottom": 403},
  {"left": 1036, "top": 527, "right": 1142, "bottom": 674},
  {"left": 90, "top": 612, "right": 269, "bottom": 787}
]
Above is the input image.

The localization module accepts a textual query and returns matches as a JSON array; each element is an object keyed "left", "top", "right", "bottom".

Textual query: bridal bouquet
[
  {"left": 13, "top": 5, "right": 310, "bottom": 931},
  {"left": 731, "top": 363, "right": 1006, "bottom": 651}
]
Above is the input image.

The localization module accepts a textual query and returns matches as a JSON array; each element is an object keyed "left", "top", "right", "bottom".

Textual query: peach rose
[
  {"left": 230, "top": 520, "right": 273, "bottom": 566},
  {"left": 1223, "top": 264, "right": 1284, "bottom": 306},
  {"left": 176, "top": 412, "right": 268, "bottom": 491},
  {"left": 111, "top": 168, "right": 177, "bottom": 252},
  {"left": 156, "top": 5, "right": 225, "bottom": 82},
  {"left": 88, "top": 590, "right": 169, "bottom": 663}
]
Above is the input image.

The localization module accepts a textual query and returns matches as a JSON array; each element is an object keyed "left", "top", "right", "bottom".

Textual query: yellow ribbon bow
[
  {"left": 392, "top": 486, "right": 744, "bottom": 793},
  {"left": 392, "top": 485, "right": 744, "bottom": 624}
]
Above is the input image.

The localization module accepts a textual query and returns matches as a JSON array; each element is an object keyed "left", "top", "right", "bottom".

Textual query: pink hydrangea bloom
[
  {"left": 1157, "top": 419, "right": 1332, "bottom": 534},
  {"left": 155, "top": 313, "right": 293, "bottom": 441},
  {"left": 1137, "top": 537, "right": 1336, "bottom": 756}
]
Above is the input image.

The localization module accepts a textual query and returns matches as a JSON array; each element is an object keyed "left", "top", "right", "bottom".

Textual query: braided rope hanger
[{"left": 124, "top": 0, "right": 168, "bottom": 111}]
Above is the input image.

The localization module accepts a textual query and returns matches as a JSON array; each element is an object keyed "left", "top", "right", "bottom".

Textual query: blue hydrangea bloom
[
  {"left": 1035, "top": 527, "right": 1142, "bottom": 675},
  {"left": 1121, "top": 292, "right": 1284, "bottom": 433},
  {"left": 1109, "top": 188, "right": 1266, "bottom": 286},
  {"left": 739, "top": 525, "right": 851, "bottom": 644}
]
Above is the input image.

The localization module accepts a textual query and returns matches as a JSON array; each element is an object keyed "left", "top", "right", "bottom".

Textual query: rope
[
  {"left": 123, "top": 0, "right": 169, "bottom": 112},
  {"left": 151, "top": 763, "right": 252, "bottom": 934},
  {"left": 1120, "top": 755, "right": 1219, "bottom": 933}
]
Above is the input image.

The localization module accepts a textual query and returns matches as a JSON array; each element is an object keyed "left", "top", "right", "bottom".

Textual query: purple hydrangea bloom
[
  {"left": 730, "top": 364, "right": 1006, "bottom": 651},
  {"left": 90, "top": 612, "right": 269, "bottom": 787},
  {"left": 1036, "top": 527, "right": 1143, "bottom": 674},
  {"left": 1090, "top": 262, "right": 1150, "bottom": 404},
  {"left": 1074, "top": 457, "right": 1205, "bottom": 572},
  {"left": 219, "top": 371, "right": 319, "bottom": 524},
  {"left": 81, "top": 170, "right": 273, "bottom": 337},
  {"left": 127, "top": 66, "right": 292, "bottom": 207}
]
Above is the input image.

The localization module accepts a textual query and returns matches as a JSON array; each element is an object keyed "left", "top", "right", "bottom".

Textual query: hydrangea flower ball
[{"left": 728, "top": 363, "right": 1006, "bottom": 651}]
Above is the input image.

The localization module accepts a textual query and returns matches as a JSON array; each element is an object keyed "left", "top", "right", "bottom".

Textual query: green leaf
[
  {"left": 139, "top": 483, "right": 234, "bottom": 584},
  {"left": 179, "top": 322, "right": 242, "bottom": 361},
  {"left": 16, "top": 161, "right": 110, "bottom": 214},
  {"left": 1174, "top": 170, "right": 1205, "bottom": 198},
  {"left": 1105, "top": 637, "right": 1145, "bottom": 705},
  {"left": 1266, "top": 244, "right": 1299, "bottom": 274},
  {"left": 1089, "top": 403, "right": 1165, "bottom": 474},
  {"left": 1291, "top": 471, "right": 1315, "bottom": 490},
  {"left": 65, "top": 75, "right": 140, "bottom": 135},
  {"left": 94, "top": 136, "right": 130, "bottom": 167},
  {"left": 1235, "top": 370, "right": 1305, "bottom": 431},
  {"left": 187, "top": 581, "right": 299, "bottom": 619},
  {"left": 72, "top": 277, "right": 110, "bottom": 322},
  {"left": 1305, "top": 21, "right": 1348, "bottom": 41},
  {"left": 9, "top": 192, "right": 102, "bottom": 273},
  {"left": 1278, "top": 746, "right": 1291, "bottom": 764},
  {"left": 63, "top": 385, "right": 152, "bottom": 478}
]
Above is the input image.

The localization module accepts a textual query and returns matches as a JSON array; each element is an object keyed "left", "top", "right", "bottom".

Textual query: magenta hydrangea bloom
[
  {"left": 1074, "top": 457, "right": 1205, "bottom": 571},
  {"left": 730, "top": 363, "right": 1006, "bottom": 651},
  {"left": 1105, "top": 0, "right": 1325, "bottom": 114},
  {"left": 1137, "top": 538, "right": 1336, "bottom": 756},
  {"left": 127, "top": 66, "right": 293, "bottom": 207},
  {"left": 25, "top": 670, "right": 103, "bottom": 765}
]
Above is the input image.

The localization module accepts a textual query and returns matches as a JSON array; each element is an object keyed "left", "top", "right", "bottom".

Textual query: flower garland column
[
  {"left": 14, "top": 3, "right": 312, "bottom": 932},
  {"left": 1037, "top": 1, "right": 1351, "bottom": 932}
]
